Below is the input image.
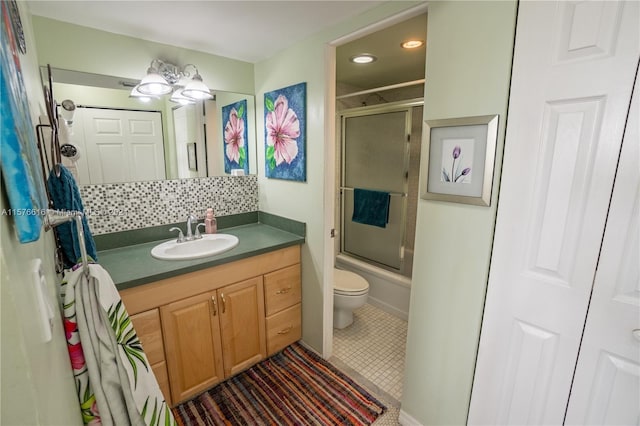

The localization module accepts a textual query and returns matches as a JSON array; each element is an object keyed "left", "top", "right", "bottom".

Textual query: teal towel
[
  {"left": 47, "top": 165, "right": 98, "bottom": 268},
  {"left": 352, "top": 188, "right": 390, "bottom": 228}
]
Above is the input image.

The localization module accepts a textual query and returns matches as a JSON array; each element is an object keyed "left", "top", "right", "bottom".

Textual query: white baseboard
[{"left": 399, "top": 409, "right": 423, "bottom": 426}]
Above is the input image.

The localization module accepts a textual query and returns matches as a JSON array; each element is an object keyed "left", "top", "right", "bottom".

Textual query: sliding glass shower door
[{"left": 341, "top": 106, "right": 410, "bottom": 270}]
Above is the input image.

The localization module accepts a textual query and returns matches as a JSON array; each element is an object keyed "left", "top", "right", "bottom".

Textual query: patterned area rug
[{"left": 173, "top": 342, "right": 386, "bottom": 425}]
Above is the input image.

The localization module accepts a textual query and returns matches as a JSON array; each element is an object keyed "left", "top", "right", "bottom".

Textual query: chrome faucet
[
  {"left": 169, "top": 227, "right": 185, "bottom": 243},
  {"left": 186, "top": 214, "right": 198, "bottom": 241},
  {"left": 169, "top": 214, "right": 201, "bottom": 243}
]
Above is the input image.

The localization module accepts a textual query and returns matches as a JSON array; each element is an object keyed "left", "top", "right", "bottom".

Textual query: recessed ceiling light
[
  {"left": 401, "top": 40, "right": 425, "bottom": 49},
  {"left": 349, "top": 54, "right": 377, "bottom": 64}
]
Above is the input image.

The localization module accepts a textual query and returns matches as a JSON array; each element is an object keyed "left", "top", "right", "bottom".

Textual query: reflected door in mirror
[{"left": 69, "top": 107, "right": 166, "bottom": 184}]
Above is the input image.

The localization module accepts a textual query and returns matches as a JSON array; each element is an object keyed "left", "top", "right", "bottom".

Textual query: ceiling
[
  {"left": 27, "top": 1, "right": 426, "bottom": 91},
  {"left": 26, "top": 1, "right": 386, "bottom": 63},
  {"left": 336, "top": 12, "right": 426, "bottom": 90}
]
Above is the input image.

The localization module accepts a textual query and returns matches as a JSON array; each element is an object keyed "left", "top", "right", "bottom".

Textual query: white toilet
[{"left": 333, "top": 268, "right": 370, "bottom": 329}]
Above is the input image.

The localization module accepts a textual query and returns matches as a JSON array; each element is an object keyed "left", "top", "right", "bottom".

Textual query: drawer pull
[
  {"left": 210, "top": 296, "right": 217, "bottom": 316},
  {"left": 277, "top": 326, "right": 293, "bottom": 335},
  {"left": 276, "top": 287, "right": 292, "bottom": 295},
  {"left": 220, "top": 293, "right": 226, "bottom": 313}
]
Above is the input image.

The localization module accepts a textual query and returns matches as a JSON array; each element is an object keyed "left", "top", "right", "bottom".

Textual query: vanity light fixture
[
  {"left": 401, "top": 39, "right": 424, "bottom": 49},
  {"left": 349, "top": 54, "right": 377, "bottom": 64},
  {"left": 132, "top": 59, "right": 213, "bottom": 102}
]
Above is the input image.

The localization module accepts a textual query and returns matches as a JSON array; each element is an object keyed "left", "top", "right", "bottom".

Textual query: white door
[
  {"left": 469, "top": 1, "right": 639, "bottom": 424},
  {"left": 82, "top": 107, "right": 165, "bottom": 184},
  {"left": 564, "top": 71, "right": 639, "bottom": 425}
]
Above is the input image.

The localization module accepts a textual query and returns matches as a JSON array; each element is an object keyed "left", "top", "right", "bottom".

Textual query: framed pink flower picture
[
  {"left": 264, "top": 82, "right": 306, "bottom": 181},
  {"left": 222, "top": 99, "right": 249, "bottom": 175}
]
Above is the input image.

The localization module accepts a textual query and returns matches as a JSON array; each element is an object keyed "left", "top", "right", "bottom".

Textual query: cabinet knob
[
  {"left": 220, "top": 293, "right": 226, "bottom": 313},
  {"left": 210, "top": 295, "right": 217, "bottom": 316},
  {"left": 276, "top": 287, "right": 292, "bottom": 295},
  {"left": 277, "top": 326, "right": 293, "bottom": 335}
]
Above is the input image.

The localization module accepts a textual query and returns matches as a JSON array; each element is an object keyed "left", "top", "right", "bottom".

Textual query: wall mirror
[{"left": 42, "top": 67, "right": 257, "bottom": 185}]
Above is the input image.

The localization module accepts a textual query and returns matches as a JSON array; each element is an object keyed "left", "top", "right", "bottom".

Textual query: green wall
[
  {"left": 401, "top": 1, "right": 517, "bottom": 424},
  {"left": 1, "top": 3, "right": 83, "bottom": 424},
  {"left": 31, "top": 16, "right": 255, "bottom": 95}
]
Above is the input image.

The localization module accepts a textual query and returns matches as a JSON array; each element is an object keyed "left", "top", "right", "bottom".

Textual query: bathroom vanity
[{"left": 99, "top": 219, "right": 304, "bottom": 406}]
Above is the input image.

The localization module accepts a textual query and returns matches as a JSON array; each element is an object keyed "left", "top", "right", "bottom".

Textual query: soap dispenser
[{"left": 204, "top": 208, "right": 217, "bottom": 234}]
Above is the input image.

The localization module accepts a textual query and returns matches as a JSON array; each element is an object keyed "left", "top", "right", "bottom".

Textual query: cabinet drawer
[
  {"left": 264, "top": 265, "right": 301, "bottom": 316},
  {"left": 266, "top": 303, "right": 301, "bottom": 356},
  {"left": 130, "top": 309, "right": 165, "bottom": 365}
]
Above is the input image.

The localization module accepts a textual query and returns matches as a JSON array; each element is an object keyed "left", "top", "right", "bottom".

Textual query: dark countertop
[{"left": 99, "top": 222, "right": 304, "bottom": 290}]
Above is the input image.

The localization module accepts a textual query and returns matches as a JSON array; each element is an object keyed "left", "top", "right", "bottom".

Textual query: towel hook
[{"left": 45, "top": 209, "right": 90, "bottom": 277}]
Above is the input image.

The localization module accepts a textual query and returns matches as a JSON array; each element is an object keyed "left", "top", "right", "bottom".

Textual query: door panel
[
  {"left": 218, "top": 277, "right": 266, "bottom": 377},
  {"left": 343, "top": 111, "right": 408, "bottom": 193},
  {"left": 161, "top": 292, "right": 224, "bottom": 403},
  {"left": 469, "top": 1, "right": 639, "bottom": 424},
  {"left": 341, "top": 107, "right": 411, "bottom": 270},
  {"left": 81, "top": 107, "right": 165, "bottom": 184},
  {"left": 565, "top": 68, "right": 639, "bottom": 425}
]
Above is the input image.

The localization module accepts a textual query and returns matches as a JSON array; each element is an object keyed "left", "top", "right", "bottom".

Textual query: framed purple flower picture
[
  {"left": 421, "top": 114, "right": 499, "bottom": 206},
  {"left": 222, "top": 99, "right": 249, "bottom": 175},
  {"left": 264, "top": 82, "right": 306, "bottom": 181}
]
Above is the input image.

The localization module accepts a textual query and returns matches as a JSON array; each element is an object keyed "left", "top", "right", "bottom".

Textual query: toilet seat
[{"left": 334, "top": 268, "right": 369, "bottom": 296}]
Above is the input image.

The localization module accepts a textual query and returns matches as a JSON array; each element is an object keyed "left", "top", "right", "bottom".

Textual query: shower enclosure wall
[{"left": 339, "top": 100, "right": 422, "bottom": 277}]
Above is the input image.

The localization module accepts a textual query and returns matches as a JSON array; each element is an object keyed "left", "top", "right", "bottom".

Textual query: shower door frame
[{"left": 339, "top": 99, "right": 424, "bottom": 273}]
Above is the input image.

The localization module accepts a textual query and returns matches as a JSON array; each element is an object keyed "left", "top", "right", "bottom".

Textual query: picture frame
[
  {"left": 0, "top": 1, "right": 48, "bottom": 243},
  {"left": 187, "top": 142, "right": 197, "bottom": 170},
  {"left": 421, "top": 114, "right": 499, "bottom": 206},
  {"left": 222, "top": 99, "right": 249, "bottom": 175},
  {"left": 264, "top": 82, "right": 306, "bottom": 182}
]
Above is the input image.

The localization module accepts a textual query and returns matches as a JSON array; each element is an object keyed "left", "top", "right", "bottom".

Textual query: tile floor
[{"left": 331, "top": 303, "right": 408, "bottom": 425}]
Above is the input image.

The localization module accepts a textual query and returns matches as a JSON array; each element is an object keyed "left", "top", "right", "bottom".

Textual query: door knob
[{"left": 633, "top": 329, "right": 640, "bottom": 341}]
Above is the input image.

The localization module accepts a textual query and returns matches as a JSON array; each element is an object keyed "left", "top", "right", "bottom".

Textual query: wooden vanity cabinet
[{"left": 120, "top": 246, "right": 300, "bottom": 405}]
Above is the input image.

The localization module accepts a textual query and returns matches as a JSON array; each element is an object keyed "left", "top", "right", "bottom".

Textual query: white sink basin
[{"left": 151, "top": 234, "right": 239, "bottom": 260}]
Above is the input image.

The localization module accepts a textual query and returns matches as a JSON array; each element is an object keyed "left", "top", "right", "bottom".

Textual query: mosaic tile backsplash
[{"left": 79, "top": 176, "right": 258, "bottom": 235}]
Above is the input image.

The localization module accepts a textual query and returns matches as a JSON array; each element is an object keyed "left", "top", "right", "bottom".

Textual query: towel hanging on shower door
[{"left": 352, "top": 188, "right": 390, "bottom": 228}]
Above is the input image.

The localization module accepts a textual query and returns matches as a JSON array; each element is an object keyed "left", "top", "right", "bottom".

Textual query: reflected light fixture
[
  {"left": 401, "top": 39, "right": 425, "bottom": 49},
  {"left": 349, "top": 54, "right": 377, "bottom": 64},
  {"left": 170, "top": 88, "right": 195, "bottom": 105},
  {"left": 129, "top": 85, "right": 158, "bottom": 103},
  {"left": 131, "top": 59, "right": 214, "bottom": 103}
]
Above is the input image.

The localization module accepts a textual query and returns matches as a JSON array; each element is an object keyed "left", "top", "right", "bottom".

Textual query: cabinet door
[
  {"left": 130, "top": 309, "right": 171, "bottom": 405},
  {"left": 218, "top": 277, "right": 266, "bottom": 377},
  {"left": 161, "top": 292, "right": 224, "bottom": 403}
]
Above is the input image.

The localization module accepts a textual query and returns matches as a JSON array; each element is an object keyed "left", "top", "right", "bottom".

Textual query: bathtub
[{"left": 335, "top": 252, "right": 411, "bottom": 320}]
